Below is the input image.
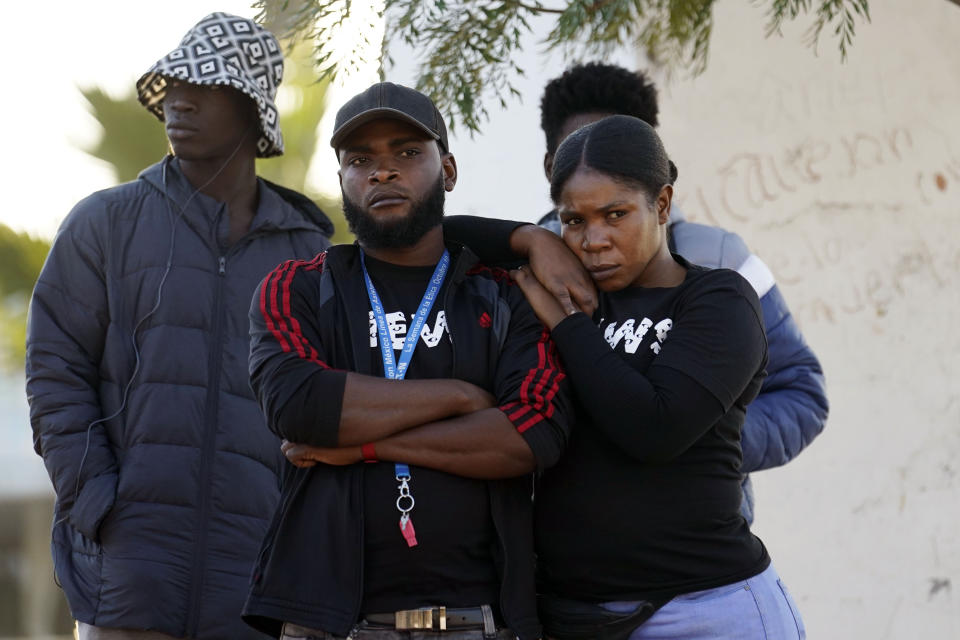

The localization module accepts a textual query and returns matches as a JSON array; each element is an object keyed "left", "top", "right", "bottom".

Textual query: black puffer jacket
[{"left": 26, "top": 157, "right": 332, "bottom": 639}]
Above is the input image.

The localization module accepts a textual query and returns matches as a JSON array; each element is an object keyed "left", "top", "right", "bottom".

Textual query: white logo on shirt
[
  {"left": 604, "top": 318, "right": 652, "bottom": 354},
  {"left": 369, "top": 310, "right": 449, "bottom": 349},
  {"left": 602, "top": 316, "right": 673, "bottom": 354}
]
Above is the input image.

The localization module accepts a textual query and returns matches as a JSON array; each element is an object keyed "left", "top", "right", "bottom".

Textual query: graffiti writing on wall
[
  {"left": 780, "top": 234, "right": 959, "bottom": 325},
  {"left": 678, "top": 126, "right": 915, "bottom": 230}
]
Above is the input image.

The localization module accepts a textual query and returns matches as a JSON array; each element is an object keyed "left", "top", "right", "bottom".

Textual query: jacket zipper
[
  {"left": 347, "top": 465, "right": 366, "bottom": 632},
  {"left": 442, "top": 252, "right": 483, "bottom": 376},
  {"left": 185, "top": 253, "right": 228, "bottom": 636},
  {"left": 448, "top": 266, "right": 517, "bottom": 633},
  {"left": 333, "top": 257, "right": 368, "bottom": 632},
  {"left": 493, "top": 486, "right": 513, "bottom": 637},
  {"left": 183, "top": 228, "right": 271, "bottom": 632},
  {"left": 444, "top": 262, "right": 458, "bottom": 374}
]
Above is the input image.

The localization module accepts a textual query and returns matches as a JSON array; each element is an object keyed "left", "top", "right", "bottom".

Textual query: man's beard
[{"left": 342, "top": 176, "right": 446, "bottom": 249}]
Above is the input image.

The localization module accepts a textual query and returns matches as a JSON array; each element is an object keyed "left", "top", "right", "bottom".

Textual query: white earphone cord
[{"left": 61, "top": 130, "right": 252, "bottom": 526}]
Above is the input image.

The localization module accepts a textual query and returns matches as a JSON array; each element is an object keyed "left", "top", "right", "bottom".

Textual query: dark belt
[{"left": 364, "top": 605, "right": 494, "bottom": 631}]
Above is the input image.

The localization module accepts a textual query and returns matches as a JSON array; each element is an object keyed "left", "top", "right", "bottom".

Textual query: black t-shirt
[
  {"left": 536, "top": 256, "right": 770, "bottom": 603},
  {"left": 359, "top": 254, "right": 500, "bottom": 614}
]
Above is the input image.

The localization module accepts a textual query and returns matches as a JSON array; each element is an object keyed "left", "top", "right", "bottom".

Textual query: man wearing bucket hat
[
  {"left": 26, "top": 13, "right": 332, "bottom": 639},
  {"left": 240, "top": 82, "right": 572, "bottom": 640}
]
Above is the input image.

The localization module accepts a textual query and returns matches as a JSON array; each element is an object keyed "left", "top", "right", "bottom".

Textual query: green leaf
[
  {"left": 258, "top": 0, "right": 871, "bottom": 134},
  {"left": 0, "top": 223, "right": 50, "bottom": 371}
]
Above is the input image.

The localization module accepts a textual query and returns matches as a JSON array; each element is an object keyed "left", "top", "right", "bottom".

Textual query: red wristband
[{"left": 361, "top": 442, "right": 378, "bottom": 463}]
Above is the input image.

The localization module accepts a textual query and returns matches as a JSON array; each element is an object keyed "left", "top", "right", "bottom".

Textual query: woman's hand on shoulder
[
  {"left": 510, "top": 265, "right": 571, "bottom": 331},
  {"left": 509, "top": 225, "right": 596, "bottom": 316}
]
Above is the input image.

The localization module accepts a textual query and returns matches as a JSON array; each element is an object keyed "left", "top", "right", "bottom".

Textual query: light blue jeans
[
  {"left": 280, "top": 622, "right": 516, "bottom": 639},
  {"left": 602, "top": 564, "right": 806, "bottom": 640}
]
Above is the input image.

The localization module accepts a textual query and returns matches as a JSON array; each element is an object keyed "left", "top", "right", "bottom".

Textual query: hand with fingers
[
  {"left": 510, "top": 266, "right": 573, "bottom": 331},
  {"left": 281, "top": 440, "right": 363, "bottom": 468},
  {"left": 509, "top": 225, "right": 596, "bottom": 317}
]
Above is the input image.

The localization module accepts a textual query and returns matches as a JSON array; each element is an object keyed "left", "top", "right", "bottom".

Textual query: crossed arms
[{"left": 248, "top": 249, "right": 572, "bottom": 479}]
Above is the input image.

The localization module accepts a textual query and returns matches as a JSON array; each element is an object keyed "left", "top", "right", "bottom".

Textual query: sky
[
  {"left": 0, "top": 1, "right": 382, "bottom": 239},
  {"left": 1, "top": 0, "right": 582, "bottom": 242},
  {"left": 0, "top": 0, "right": 384, "bottom": 494}
]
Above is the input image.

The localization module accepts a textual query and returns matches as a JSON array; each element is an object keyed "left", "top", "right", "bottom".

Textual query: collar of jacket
[
  {"left": 323, "top": 239, "right": 479, "bottom": 286},
  {"left": 322, "top": 240, "right": 480, "bottom": 375},
  {"left": 137, "top": 156, "right": 333, "bottom": 236}
]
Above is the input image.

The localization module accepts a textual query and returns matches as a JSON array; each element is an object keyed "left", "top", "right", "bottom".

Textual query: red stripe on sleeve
[
  {"left": 508, "top": 404, "right": 533, "bottom": 422},
  {"left": 276, "top": 262, "right": 306, "bottom": 358},
  {"left": 541, "top": 372, "right": 566, "bottom": 418},
  {"left": 261, "top": 263, "right": 292, "bottom": 353},
  {"left": 503, "top": 327, "right": 568, "bottom": 433},
  {"left": 519, "top": 329, "right": 548, "bottom": 407},
  {"left": 259, "top": 253, "right": 330, "bottom": 369},
  {"left": 516, "top": 413, "right": 544, "bottom": 434},
  {"left": 284, "top": 263, "right": 324, "bottom": 364}
]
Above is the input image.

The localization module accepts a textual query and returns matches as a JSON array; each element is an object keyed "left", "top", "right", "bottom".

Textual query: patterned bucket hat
[{"left": 137, "top": 12, "right": 285, "bottom": 157}]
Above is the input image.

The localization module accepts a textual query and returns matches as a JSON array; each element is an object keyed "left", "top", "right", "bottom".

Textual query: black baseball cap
[{"left": 330, "top": 82, "right": 449, "bottom": 153}]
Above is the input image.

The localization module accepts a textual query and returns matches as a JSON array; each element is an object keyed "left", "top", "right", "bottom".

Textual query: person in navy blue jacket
[
  {"left": 25, "top": 14, "right": 332, "bottom": 639},
  {"left": 535, "top": 62, "right": 828, "bottom": 523}
]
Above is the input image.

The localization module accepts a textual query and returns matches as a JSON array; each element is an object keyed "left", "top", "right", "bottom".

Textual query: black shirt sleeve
[
  {"left": 651, "top": 278, "right": 767, "bottom": 410},
  {"left": 248, "top": 256, "right": 348, "bottom": 447},
  {"left": 442, "top": 215, "right": 530, "bottom": 268},
  {"left": 549, "top": 279, "right": 766, "bottom": 463}
]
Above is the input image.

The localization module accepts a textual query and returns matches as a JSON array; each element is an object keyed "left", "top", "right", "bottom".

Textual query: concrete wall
[
  {"left": 0, "top": 379, "right": 72, "bottom": 637},
  {"left": 657, "top": 3, "right": 960, "bottom": 637},
  {"left": 406, "top": 0, "right": 960, "bottom": 636}
]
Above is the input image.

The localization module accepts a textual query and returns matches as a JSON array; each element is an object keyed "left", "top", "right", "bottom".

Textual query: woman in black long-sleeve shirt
[{"left": 510, "top": 115, "right": 806, "bottom": 640}]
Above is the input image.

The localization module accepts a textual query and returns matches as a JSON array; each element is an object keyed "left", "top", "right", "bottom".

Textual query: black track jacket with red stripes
[{"left": 242, "top": 242, "right": 571, "bottom": 639}]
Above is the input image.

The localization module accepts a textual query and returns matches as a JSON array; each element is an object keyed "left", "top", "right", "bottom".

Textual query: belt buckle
[{"left": 395, "top": 608, "right": 433, "bottom": 630}]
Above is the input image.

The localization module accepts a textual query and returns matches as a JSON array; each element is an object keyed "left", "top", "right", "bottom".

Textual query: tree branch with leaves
[
  {"left": 256, "top": 0, "right": 871, "bottom": 133},
  {"left": 0, "top": 224, "right": 50, "bottom": 371}
]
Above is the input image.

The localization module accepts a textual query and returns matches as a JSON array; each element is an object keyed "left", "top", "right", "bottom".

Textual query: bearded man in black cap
[
  {"left": 26, "top": 13, "right": 333, "bottom": 640},
  {"left": 242, "top": 82, "right": 572, "bottom": 640}
]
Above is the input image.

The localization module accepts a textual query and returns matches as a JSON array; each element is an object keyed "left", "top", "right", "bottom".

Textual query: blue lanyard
[
  {"left": 360, "top": 249, "right": 450, "bottom": 382},
  {"left": 360, "top": 249, "right": 450, "bottom": 549}
]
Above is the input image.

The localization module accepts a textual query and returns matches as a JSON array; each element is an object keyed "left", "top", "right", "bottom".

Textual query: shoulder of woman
[
  {"left": 679, "top": 267, "right": 764, "bottom": 319},
  {"left": 687, "top": 266, "right": 758, "bottom": 296}
]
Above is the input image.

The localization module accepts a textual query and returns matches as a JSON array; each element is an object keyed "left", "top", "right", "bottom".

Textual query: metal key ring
[{"left": 396, "top": 494, "right": 415, "bottom": 513}]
